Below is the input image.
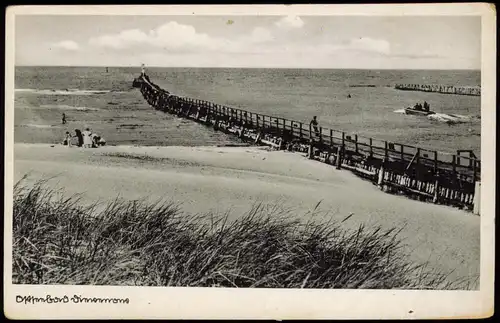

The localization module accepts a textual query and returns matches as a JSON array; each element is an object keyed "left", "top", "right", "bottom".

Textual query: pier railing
[{"left": 134, "top": 74, "right": 481, "bottom": 214}]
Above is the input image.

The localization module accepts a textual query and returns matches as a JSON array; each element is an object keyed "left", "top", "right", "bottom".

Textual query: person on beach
[
  {"left": 74, "top": 129, "right": 84, "bottom": 147},
  {"left": 309, "top": 116, "right": 320, "bottom": 138},
  {"left": 82, "top": 128, "right": 93, "bottom": 148},
  {"left": 62, "top": 131, "right": 72, "bottom": 147},
  {"left": 62, "top": 113, "right": 67, "bottom": 124},
  {"left": 97, "top": 136, "right": 106, "bottom": 147}
]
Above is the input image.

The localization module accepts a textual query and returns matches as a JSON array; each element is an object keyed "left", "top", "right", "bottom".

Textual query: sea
[{"left": 13, "top": 66, "right": 481, "bottom": 155}]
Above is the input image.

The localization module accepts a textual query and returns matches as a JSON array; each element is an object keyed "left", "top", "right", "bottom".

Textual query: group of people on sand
[{"left": 62, "top": 128, "right": 106, "bottom": 148}]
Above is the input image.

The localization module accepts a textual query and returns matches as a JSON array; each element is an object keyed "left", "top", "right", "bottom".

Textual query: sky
[{"left": 14, "top": 15, "right": 481, "bottom": 69}]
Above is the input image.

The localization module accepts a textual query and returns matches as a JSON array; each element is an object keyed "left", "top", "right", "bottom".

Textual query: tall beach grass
[{"left": 12, "top": 178, "right": 477, "bottom": 289}]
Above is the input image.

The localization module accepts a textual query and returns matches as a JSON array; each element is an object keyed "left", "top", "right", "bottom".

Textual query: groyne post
[
  {"left": 369, "top": 138, "right": 373, "bottom": 158},
  {"left": 354, "top": 134, "right": 358, "bottom": 154}
]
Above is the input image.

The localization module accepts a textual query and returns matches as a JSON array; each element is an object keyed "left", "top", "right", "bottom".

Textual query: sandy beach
[{"left": 13, "top": 142, "right": 480, "bottom": 287}]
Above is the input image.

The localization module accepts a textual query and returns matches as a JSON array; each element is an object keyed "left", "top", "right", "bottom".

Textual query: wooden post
[
  {"left": 342, "top": 132, "right": 346, "bottom": 151},
  {"left": 354, "top": 134, "right": 358, "bottom": 153},
  {"left": 434, "top": 151, "right": 438, "bottom": 173},
  {"left": 336, "top": 145, "right": 342, "bottom": 170},
  {"left": 330, "top": 129, "right": 333, "bottom": 147},
  {"left": 416, "top": 148, "right": 420, "bottom": 166},
  {"left": 384, "top": 141, "right": 389, "bottom": 160},
  {"left": 308, "top": 140, "right": 314, "bottom": 159},
  {"left": 299, "top": 123, "right": 303, "bottom": 138},
  {"left": 400, "top": 145, "right": 404, "bottom": 161},
  {"left": 473, "top": 160, "right": 477, "bottom": 184},
  {"left": 377, "top": 158, "right": 386, "bottom": 189},
  {"left": 433, "top": 171, "right": 440, "bottom": 204},
  {"left": 369, "top": 138, "right": 373, "bottom": 158},
  {"left": 452, "top": 155, "right": 456, "bottom": 177},
  {"left": 319, "top": 127, "right": 323, "bottom": 144}
]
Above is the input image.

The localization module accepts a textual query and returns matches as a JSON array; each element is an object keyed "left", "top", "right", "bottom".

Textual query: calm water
[{"left": 14, "top": 66, "right": 481, "bottom": 154}]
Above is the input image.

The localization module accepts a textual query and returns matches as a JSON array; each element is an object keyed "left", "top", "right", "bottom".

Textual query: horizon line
[{"left": 15, "top": 64, "right": 481, "bottom": 71}]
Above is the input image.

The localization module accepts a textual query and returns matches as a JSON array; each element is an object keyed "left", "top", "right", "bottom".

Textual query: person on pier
[{"left": 309, "top": 116, "right": 320, "bottom": 138}]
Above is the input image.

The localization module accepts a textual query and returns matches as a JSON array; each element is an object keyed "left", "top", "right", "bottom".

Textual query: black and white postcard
[{"left": 4, "top": 4, "right": 496, "bottom": 319}]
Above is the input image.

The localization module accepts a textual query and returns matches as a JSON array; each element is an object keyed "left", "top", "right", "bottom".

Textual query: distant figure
[
  {"left": 141, "top": 63, "right": 146, "bottom": 76},
  {"left": 91, "top": 133, "right": 99, "bottom": 148},
  {"left": 347, "top": 94, "right": 351, "bottom": 99},
  {"left": 423, "top": 101, "right": 430, "bottom": 112},
  {"left": 309, "top": 116, "right": 320, "bottom": 137},
  {"left": 82, "top": 128, "right": 93, "bottom": 148},
  {"left": 74, "top": 129, "right": 83, "bottom": 147},
  {"left": 62, "top": 131, "right": 72, "bottom": 147},
  {"left": 97, "top": 136, "right": 106, "bottom": 147},
  {"left": 62, "top": 113, "right": 67, "bottom": 124}
]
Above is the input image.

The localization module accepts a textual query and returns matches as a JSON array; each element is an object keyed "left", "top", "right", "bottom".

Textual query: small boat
[{"left": 404, "top": 107, "right": 435, "bottom": 116}]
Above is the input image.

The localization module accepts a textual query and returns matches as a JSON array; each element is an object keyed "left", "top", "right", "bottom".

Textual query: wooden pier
[
  {"left": 134, "top": 75, "right": 482, "bottom": 215},
  {"left": 394, "top": 84, "right": 481, "bottom": 96}
]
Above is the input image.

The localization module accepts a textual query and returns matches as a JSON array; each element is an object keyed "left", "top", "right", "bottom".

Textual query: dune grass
[{"left": 12, "top": 178, "right": 477, "bottom": 289}]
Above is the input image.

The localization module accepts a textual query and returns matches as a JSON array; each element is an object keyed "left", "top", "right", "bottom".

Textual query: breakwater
[
  {"left": 134, "top": 74, "right": 481, "bottom": 214},
  {"left": 394, "top": 84, "right": 481, "bottom": 96}
]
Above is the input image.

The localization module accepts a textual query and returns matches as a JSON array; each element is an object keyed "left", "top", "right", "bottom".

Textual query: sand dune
[{"left": 13, "top": 143, "right": 480, "bottom": 287}]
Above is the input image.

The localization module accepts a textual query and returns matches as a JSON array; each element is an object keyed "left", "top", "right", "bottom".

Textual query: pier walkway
[{"left": 133, "top": 74, "right": 481, "bottom": 215}]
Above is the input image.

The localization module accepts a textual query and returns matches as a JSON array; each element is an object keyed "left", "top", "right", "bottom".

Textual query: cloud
[
  {"left": 89, "top": 21, "right": 228, "bottom": 52},
  {"left": 52, "top": 40, "right": 80, "bottom": 51},
  {"left": 275, "top": 15, "right": 305, "bottom": 30},
  {"left": 86, "top": 18, "right": 398, "bottom": 65},
  {"left": 88, "top": 20, "right": 280, "bottom": 56}
]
